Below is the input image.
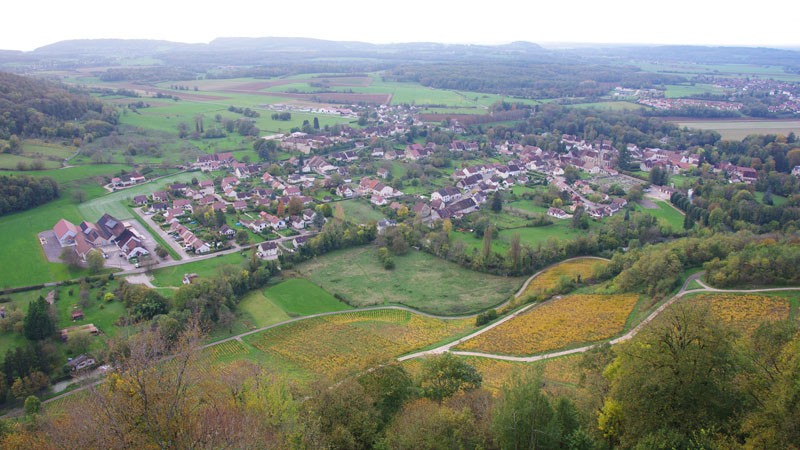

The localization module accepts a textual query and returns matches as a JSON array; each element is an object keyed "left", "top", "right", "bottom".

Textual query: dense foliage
[
  {"left": 0, "top": 71, "right": 117, "bottom": 143},
  {"left": 0, "top": 175, "right": 59, "bottom": 216}
]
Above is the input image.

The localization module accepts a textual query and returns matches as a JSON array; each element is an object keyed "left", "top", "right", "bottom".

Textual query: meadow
[
  {"left": 339, "top": 199, "right": 387, "bottom": 224},
  {"left": 634, "top": 200, "right": 685, "bottom": 231},
  {"left": 149, "top": 252, "right": 250, "bottom": 287},
  {"left": 294, "top": 246, "right": 525, "bottom": 315},
  {"left": 663, "top": 83, "right": 726, "bottom": 98},
  {"left": 262, "top": 278, "right": 351, "bottom": 316}
]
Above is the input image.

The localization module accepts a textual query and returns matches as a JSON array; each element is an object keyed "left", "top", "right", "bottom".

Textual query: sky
[{"left": 3, "top": 0, "right": 799, "bottom": 52}]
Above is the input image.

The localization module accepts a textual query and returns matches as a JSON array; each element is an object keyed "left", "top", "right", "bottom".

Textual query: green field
[
  {"left": 2, "top": 164, "right": 131, "bottom": 183},
  {"left": 672, "top": 119, "right": 800, "bottom": 141},
  {"left": 664, "top": 83, "right": 726, "bottom": 98},
  {"left": 262, "top": 278, "right": 351, "bottom": 316},
  {"left": 339, "top": 199, "right": 386, "bottom": 224},
  {"left": 236, "top": 289, "right": 291, "bottom": 328},
  {"left": 149, "top": 252, "right": 250, "bottom": 287},
  {"left": 295, "top": 246, "right": 525, "bottom": 315},
  {"left": 634, "top": 200, "right": 685, "bottom": 231},
  {"left": 77, "top": 171, "right": 209, "bottom": 221},
  {"left": 568, "top": 101, "right": 648, "bottom": 111}
]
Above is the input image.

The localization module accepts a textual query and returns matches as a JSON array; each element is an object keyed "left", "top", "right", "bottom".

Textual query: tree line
[{"left": 0, "top": 175, "right": 59, "bottom": 216}]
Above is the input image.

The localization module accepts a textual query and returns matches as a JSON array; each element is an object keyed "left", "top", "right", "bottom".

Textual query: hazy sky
[{"left": 3, "top": 0, "right": 798, "bottom": 51}]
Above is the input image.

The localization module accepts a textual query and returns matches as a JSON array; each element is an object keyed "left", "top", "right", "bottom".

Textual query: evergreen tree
[{"left": 23, "top": 297, "right": 55, "bottom": 341}]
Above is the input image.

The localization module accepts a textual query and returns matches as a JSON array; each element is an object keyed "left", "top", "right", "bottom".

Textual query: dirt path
[{"left": 399, "top": 272, "right": 800, "bottom": 363}]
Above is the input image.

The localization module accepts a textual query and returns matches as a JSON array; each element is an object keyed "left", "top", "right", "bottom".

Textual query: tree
[
  {"left": 482, "top": 225, "right": 494, "bottom": 261},
  {"left": 313, "top": 117, "right": 320, "bottom": 130},
  {"left": 490, "top": 191, "right": 503, "bottom": 213},
  {"left": 385, "top": 398, "right": 487, "bottom": 450},
  {"left": 71, "top": 189, "right": 87, "bottom": 204},
  {"left": 418, "top": 353, "right": 482, "bottom": 403},
  {"left": 86, "top": 249, "right": 105, "bottom": 274},
  {"left": 23, "top": 395, "right": 41, "bottom": 416},
  {"left": 571, "top": 206, "right": 589, "bottom": 229},
  {"left": 59, "top": 247, "right": 81, "bottom": 269},
  {"left": 492, "top": 369, "right": 583, "bottom": 450},
  {"left": 602, "top": 303, "right": 741, "bottom": 448},
  {"left": 23, "top": 297, "right": 55, "bottom": 341},
  {"left": 287, "top": 197, "right": 304, "bottom": 216},
  {"left": 235, "top": 230, "right": 250, "bottom": 246},
  {"left": 507, "top": 233, "right": 522, "bottom": 271}
]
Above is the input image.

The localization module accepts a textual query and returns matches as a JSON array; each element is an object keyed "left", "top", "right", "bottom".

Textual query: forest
[
  {"left": 0, "top": 72, "right": 117, "bottom": 145},
  {"left": 0, "top": 175, "right": 59, "bottom": 216}
]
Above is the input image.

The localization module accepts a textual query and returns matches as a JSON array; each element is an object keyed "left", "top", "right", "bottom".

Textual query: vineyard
[
  {"left": 462, "top": 354, "right": 585, "bottom": 393},
  {"left": 520, "top": 258, "right": 609, "bottom": 299},
  {"left": 457, "top": 294, "right": 639, "bottom": 356},
  {"left": 685, "top": 293, "right": 791, "bottom": 336},
  {"left": 243, "top": 309, "right": 473, "bottom": 379}
]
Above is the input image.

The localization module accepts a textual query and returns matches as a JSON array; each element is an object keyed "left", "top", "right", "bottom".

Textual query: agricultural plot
[
  {"left": 237, "top": 289, "right": 291, "bottom": 329},
  {"left": 461, "top": 354, "right": 584, "bottom": 393},
  {"left": 297, "top": 247, "right": 525, "bottom": 315},
  {"left": 567, "top": 101, "right": 647, "bottom": 111},
  {"left": 683, "top": 293, "right": 791, "bottom": 336},
  {"left": 457, "top": 294, "right": 639, "bottom": 356},
  {"left": 671, "top": 119, "right": 800, "bottom": 141},
  {"left": 520, "top": 258, "right": 609, "bottom": 299},
  {"left": 243, "top": 309, "right": 473, "bottom": 379},
  {"left": 664, "top": 83, "right": 726, "bottom": 98}
]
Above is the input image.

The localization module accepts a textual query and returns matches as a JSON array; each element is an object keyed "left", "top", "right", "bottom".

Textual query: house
[
  {"left": 793, "top": 165, "right": 800, "bottom": 177},
  {"left": 71, "top": 310, "right": 84, "bottom": 321},
  {"left": 233, "top": 200, "right": 248, "bottom": 211},
  {"left": 431, "top": 187, "right": 462, "bottom": 204},
  {"left": 257, "top": 241, "right": 280, "bottom": 259},
  {"left": 336, "top": 184, "right": 355, "bottom": 198},
  {"left": 219, "top": 224, "right": 236, "bottom": 238},
  {"left": 290, "top": 216, "right": 305, "bottom": 230},
  {"left": 377, "top": 168, "right": 390, "bottom": 179},
  {"left": 67, "top": 354, "right": 96, "bottom": 372},
  {"left": 191, "top": 239, "right": 211, "bottom": 254},
  {"left": 54, "top": 219, "right": 79, "bottom": 246},
  {"left": 371, "top": 194, "right": 387, "bottom": 206},
  {"left": 293, "top": 235, "right": 309, "bottom": 248},
  {"left": 377, "top": 218, "right": 397, "bottom": 234},
  {"left": 264, "top": 214, "right": 286, "bottom": 230},
  {"left": 182, "top": 273, "right": 199, "bottom": 285},
  {"left": 173, "top": 199, "right": 193, "bottom": 211},
  {"left": 547, "top": 207, "right": 572, "bottom": 219},
  {"left": 133, "top": 195, "right": 148, "bottom": 206},
  {"left": 413, "top": 202, "right": 431, "bottom": 218},
  {"left": 152, "top": 191, "right": 169, "bottom": 203}
]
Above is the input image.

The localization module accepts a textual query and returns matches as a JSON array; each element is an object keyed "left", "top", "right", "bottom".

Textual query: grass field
[
  {"left": 295, "top": 246, "right": 525, "bottom": 315},
  {"left": 2, "top": 164, "right": 131, "bottom": 183},
  {"left": 664, "top": 83, "right": 726, "bottom": 98},
  {"left": 77, "top": 172, "right": 209, "bottom": 221},
  {"left": 671, "top": 119, "right": 800, "bottom": 141},
  {"left": 150, "top": 252, "right": 250, "bottom": 287},
  {"left": 634, "top": 200, "right": 684, "bottom": 231},
  {"left": 236, "top": 289, "right": 291, "bottom": 329},
  {"left": 0, "top": 153, "right": 62, "bottom": 170},
  {"left": 338, "top": 199, "right": 386, "bottom": 224},
  {"left": 457, "top": 294, "right": 639, "bottom": 356},
  {"left": 262, "top": 278, "right": 351, "bottom": 316},
  {"left": 243, "top": 309, "right": 473, "bottom": 379},
  {"left": 568, "top": 101, "right": 648, "bottom": 111}
]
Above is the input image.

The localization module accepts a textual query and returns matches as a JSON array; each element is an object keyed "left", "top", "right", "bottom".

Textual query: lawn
[
  {"left": 338, "top": 199, "right": 386, "bottom": 224},
  {"left": 295, "top": 246, "right": 525, "bottom": 315},
  {"left": 149, "top": 252, "right": 250, "bottom": 287},
  {"left": 236, "top": 289, "right": 291, "bottom": 328},
  {"left": 262, "top": 278, "right": 351, "bottom": 316},
  {"left": 633, "top": 200, "right": 684, "bottom": 231},
  {"left": 0, "top": 195, "right": 93, "bottom": 288}
]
